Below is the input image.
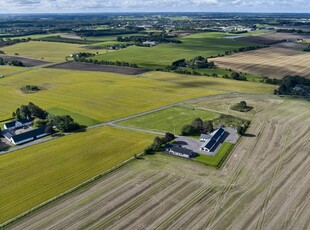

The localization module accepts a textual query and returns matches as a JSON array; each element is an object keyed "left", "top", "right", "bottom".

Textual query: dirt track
[
  {"left": 8, "top": 97, "right": 310, "bottom": 230},
  {"left": 46, "top": 62, "right": 148, "bottom": 75}
]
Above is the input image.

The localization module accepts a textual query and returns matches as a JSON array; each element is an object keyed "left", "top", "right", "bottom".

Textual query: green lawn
[
  {"left": 47, "top": 108, "right": 101, "bottom": 127},
  {"left": 93, "top": 32, "right": 256, "bottom": 69},
  {"left": 0, "top": 126, "right": 154, "bottom": 224},
  {"left": 193, "top": 142, "right": 234, "bottom": 167},
  {"left": 118, "top": 106, "right": 219, "bottom": 134}
]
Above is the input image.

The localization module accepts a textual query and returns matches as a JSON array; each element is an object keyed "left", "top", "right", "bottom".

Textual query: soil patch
[
  {"left": 0, "top": 55, "right": 50, "bottom": 67},
  {"left": 46, "top": 62, "right": 148, "bottom": 75}
]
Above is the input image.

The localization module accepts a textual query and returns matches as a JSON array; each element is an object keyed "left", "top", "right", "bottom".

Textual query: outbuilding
[
  {"left": 4, "top": 118, "right": 33, "bottom": 131},
  {"left": 167, "top": 146, "right": 194, "bottom": 159},
  {"left": 9, "top": 126, "right": 52, "bottom": 145}
]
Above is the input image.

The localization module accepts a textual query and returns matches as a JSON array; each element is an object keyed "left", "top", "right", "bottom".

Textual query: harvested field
[
  {"left": 237, "top": 32, "right": 310, "bottom": 45},
  {"left": 0, "top": 55, "right": 50, "bottom": 67},
  {"left": 47, "top": 62, "right": 148, "bottom": 75},
  {"left": 8, "top": 97, "right": 310, "bottom": 230},
  {"left": 211, "top": 47, "right": 310, "bottom": 78}
]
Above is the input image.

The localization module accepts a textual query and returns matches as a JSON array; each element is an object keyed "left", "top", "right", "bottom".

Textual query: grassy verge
[
  {"left": 47, "top": 107, "right": 101, "bottom": 127},
  {"left": 193, "top": 142, "right": 235, "bottom": 167},
  {"left": 118, "top": 106, "right": 219, "bottom": 135}
]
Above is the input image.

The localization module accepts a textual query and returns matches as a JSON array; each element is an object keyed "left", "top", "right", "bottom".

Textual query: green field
[
  {"left": 0, "top": 126, "right": 154, "bottom": 224},
  {"left": 118, "top": 106, "right": 219, "bottom": 134},
  {"left": 47, "top": 108, "right": 101, "bottom": 126},
  {"left": 0, "top": 68, "right": 229, "bottom": 122},
  {"left": 93, "top": 32, "right": 255, "bottom": 69},
  {"left": 1, "top": 41, "right": 105, "bottom": 62},
  {"left": 193, "top": 142, "right": 234, "bottom": 167}
]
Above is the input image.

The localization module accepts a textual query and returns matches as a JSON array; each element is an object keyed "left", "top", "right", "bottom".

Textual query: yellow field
[
  {"left": 1, "top": 41, "right": 105, "bottom": 62},
  {"left": 211, "top": 47, "right": 310, "bottom": 78},
  {"left": 141, "top": 72, "right": 274, "bottom": 94},
  {"left": 0, "top": 126, "right": 154, "bottom": 224},
  {"left": 0, "top": 69, "right": 275, "bottom": 122},
  {"left": 0, "top": 66, "right": 28, "bottom": 76}
]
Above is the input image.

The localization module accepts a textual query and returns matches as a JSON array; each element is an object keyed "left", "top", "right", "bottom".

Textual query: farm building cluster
[
  {"left": 166, "top": 126, "right": 231, "bottom": 159},
  {"left": 1, "top": 119, "right": 51, "bottom": 145}
]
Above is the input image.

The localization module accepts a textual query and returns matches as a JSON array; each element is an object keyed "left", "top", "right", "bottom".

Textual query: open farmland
[
  {"left": 7, "top": 97, "right": 310, "bottom": 229},
  {"left": 211, "top": 47, "right": 310, "bottom": 78},
  {"left": 118, "top": 106, "right": 219, "bottom": 134},
  {"left": 93, "top": 32, "right": 255, "bottom": 69},
  {"left": 0, "top": 69, "right": 274, "bottom": 123},
  {"left": 1, "top": 41, "right": 105, "bottom": 62},
  {"left": 0, "top": 126, "right": 154, "bottom": 224}
]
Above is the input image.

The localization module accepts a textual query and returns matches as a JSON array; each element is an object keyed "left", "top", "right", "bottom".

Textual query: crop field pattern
[
  {"left": 211, "top": 47, "right": 310, "bottom": 79},
  {"left": 9, "top": 98, "right": 310, "bottom": 230},
  {"left": 93, "top": 32, "right": 255, "bottom": 69},
  {"left": 0, "top": 126, "right": 154, "bottom": 223}
]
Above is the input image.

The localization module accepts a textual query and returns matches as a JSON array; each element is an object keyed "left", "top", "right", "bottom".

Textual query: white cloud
[{"left": 0, "top": 0, "right": 308, "bottom": 12}]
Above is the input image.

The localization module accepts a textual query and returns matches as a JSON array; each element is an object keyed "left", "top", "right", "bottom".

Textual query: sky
[{"left": 0, "top": 0, "right": 309, "bottom": 13}]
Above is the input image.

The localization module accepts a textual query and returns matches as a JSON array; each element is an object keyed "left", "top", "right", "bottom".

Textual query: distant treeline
[
  {"left": 74, "top": 54, "right": 139, "bottom": 68},
  {"left": 0, "top": 37, "right": 30, "bottom": 48},
  {"left": 223, "top": 45, "right": 267, "bottom": 56},
  {"left": 76, "top": 29, "right": 143, "bottom": 37},
  {"left": 116, "top": 33, "right": 181, "bottom": 45},
  {"left": 38, "top": 36, "right": 89, "bottom": 44},
  {"left": 276, "top": 28, "right": 310, "bottom": 34}
]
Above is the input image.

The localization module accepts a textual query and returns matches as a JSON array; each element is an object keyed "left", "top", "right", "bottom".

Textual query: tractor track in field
[{"left": 6, "top": 96, "right": 310, "bottom": 230}]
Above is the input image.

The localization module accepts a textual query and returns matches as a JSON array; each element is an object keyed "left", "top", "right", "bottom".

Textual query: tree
[
  {"left": 19, "top": 105, "right": 31, "bottom": 119},
  {"left": 48, "top": 115, "right": 80, "bottom": 132},
  {"left": 164, "top": 132, "right": 175, "bottom": 142},
  {"left": 181, "top": 124, "right": 196, "bottom": 136},
  {"left": 191, "top": 118, "right": 203, "bottom": 132},
  {"left": 240, "top": 101, "right": 247, "bottom": 109},
  {"left": 28, "top": 102, "right": 48, "bottom": 119},
  {"left": 33, "top": 118, "right": 47, "bottom": 127},
  {"left": 202, "top": 120, "right": 213, "bottom": 134},
  {"left": 151, "top": 136, "right": 164, "bottom": 151}
]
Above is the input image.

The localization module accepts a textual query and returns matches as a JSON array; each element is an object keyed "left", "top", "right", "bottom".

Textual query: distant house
[
  {"left": 4, "top": 119, "right": 33, "bottom": 131},
  {"left": 167, "top": 146, "right": 194, "bottom": 159},
  {"left": 8, "top": 126, "right": 52, "bottom": 145},
  {"left": 200, "top": 127, "right": 225, "bottom": 152},
  {"left": 70, "top": 53, "right": 79, "bottom": 58},
  {"left": 143, "top": 41, "right": 156, "bottom": 46}
]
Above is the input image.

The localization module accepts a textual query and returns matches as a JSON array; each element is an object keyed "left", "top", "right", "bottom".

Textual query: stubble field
[
  {"left": 8, "top": 97, "right": 310, "bottom": 229},
  {"left": 211, "top": 47, "right": 310, "bottom": 78}
]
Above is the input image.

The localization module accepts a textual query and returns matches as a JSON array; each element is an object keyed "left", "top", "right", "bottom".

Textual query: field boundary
[{"left": 0, "top": 152, "right": 143, "bottom": 228}]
